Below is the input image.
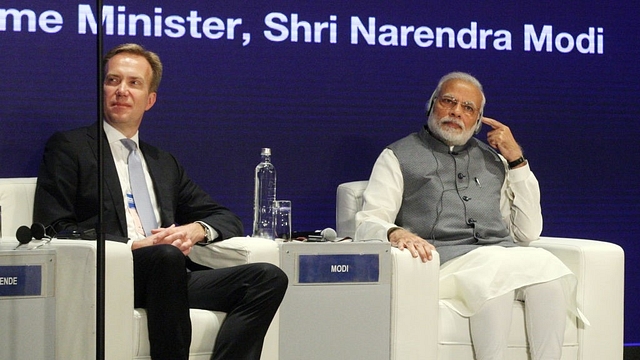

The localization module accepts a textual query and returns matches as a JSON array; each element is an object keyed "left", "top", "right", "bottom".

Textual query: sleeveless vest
[{"left": 388, "top": 126, "right": 515, "bottom": 263}]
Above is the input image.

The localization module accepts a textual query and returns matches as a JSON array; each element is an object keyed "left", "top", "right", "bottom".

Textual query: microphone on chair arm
[{"left": 292, "top": 228, "right": 338, "bottom": 242}]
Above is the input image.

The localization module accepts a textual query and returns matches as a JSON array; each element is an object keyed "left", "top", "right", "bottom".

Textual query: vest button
[
  {"left": 467, "top": 218, "right": 476, "bottom": 224},
  {"left": 457, "top": 173, "right": 466, "bottom": 179},
  {"left": 462, "top": 196, "right": 471, "bottom": 201}
]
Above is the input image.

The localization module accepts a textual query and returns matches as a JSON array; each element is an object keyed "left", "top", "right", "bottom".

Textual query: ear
[
  {"left": 474, "top": 113, "right": 483, "bottom": 134},
  {"left": 145, "top": 92, "right": 157, "bottom": 111},
  {"left": 425, "top": 89, "right": 438, "bottom": 116}
]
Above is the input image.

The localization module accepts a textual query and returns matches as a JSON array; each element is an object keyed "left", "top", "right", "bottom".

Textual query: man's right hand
[
  {"left": 131, "top": 224, "right": 194, "bottom": 256},
  {"left": 388, "top": 228, "right": 435, "bottom": 262}
]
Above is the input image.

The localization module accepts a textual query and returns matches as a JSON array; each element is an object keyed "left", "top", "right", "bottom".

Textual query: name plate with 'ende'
[
  {"left": 298, "top": 254, "right": 379, "bottom": 284},
  {"left": 0, "top": 265, "right": 42, "bottom": 297}
]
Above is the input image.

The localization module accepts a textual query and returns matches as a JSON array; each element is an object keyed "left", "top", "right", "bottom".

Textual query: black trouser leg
[
  {"left": 187, "top": 263, "right": 288, "bottom": 360},
  {"left": 133, "top": 245, "right": 191, "bottom": 360}
]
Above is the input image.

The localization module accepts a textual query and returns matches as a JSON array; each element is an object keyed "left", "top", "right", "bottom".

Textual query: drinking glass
[{"left": 273, "top": 200, "right": 292, "bottom": 241}]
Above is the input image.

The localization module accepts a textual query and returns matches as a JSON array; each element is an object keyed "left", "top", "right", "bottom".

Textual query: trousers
[
  {"left": 132, "top": 244, "right": 288, "bottom": 360},
  {"left": 469, "top": 279, "right": 567, "bottom": 360}
]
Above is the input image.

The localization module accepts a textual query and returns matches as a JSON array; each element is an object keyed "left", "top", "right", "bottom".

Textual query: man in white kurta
[{"left": 355, "top": 72, "right": 583, "bottom": 360}]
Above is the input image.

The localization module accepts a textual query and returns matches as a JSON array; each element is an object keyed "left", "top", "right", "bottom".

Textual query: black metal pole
[{"left": 96, "top": 0, "right": 105, "bottom": 358}]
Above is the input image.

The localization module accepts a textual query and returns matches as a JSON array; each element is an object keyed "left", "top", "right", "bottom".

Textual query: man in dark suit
[{"left": 34, "top": 43, "right": 287, "bottom": 360}]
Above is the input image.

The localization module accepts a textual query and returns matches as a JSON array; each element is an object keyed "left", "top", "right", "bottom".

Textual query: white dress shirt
[{"left": 104, "top": 122, "right": 161, "bottom": 244}]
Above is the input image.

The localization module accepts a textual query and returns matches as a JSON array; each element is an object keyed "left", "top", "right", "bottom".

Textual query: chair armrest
[
  {"left": 390, "top": 248, "right": 440, "bottom": 360},
  {"left": 188, "top": 236, "right": 280, "bottom": 268},
  {"left": 531, "top": 237, "right": 624, "bottom": 360},
  {"left": 105, "top": 240, "right": 135, "bottom": 359},
  {"left": 51, "top": 239, "right": 134, "bottom": 360}
]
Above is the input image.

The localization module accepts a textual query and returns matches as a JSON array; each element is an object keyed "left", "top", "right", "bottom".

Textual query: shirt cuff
[
  {"left": 507, "top": 162, "right": 532, "bottom": 183},
  {"left": 195, "top": 221, "right": 219, "bottom": 245}
]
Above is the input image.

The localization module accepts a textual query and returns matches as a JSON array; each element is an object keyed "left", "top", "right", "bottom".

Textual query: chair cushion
[{"left": 132, "top": 308, "right": 227, "bottom": 359}]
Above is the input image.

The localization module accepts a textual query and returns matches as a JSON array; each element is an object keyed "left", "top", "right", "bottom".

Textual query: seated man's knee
[
  {"left": 257, "top": 263, "right": 288, "bottom": 292},
  {"left": 144, "top": 244, "right": 186, "bottom": 271}
]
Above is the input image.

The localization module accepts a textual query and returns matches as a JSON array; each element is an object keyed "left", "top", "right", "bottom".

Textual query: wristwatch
[
  {"left": 508, "top": 156, "right": 526, "bottom": 169},
  {"left": 195, "top": 221, "right": 215, "bottom": 244}
]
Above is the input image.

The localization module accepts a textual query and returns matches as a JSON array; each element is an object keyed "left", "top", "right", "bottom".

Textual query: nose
[
  {"left": 449, "top": 102, "right": 464, "bottom": 117},
  {"left": 115, "top": 84, "right": 128, "bottom": 96}
]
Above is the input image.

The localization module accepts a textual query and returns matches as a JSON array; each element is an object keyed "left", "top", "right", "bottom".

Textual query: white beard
[{"left": 427, "top": 112, "right": 475, "bottom": 146}]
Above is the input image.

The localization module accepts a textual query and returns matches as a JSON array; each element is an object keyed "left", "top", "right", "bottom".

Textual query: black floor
[{"left": 625, "top": 346, "right": 640, "bottom": 360}]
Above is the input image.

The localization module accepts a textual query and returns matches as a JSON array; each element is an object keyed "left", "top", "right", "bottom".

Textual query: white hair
[{"left": 433, "top": 72, "right": 486, "bottom": 114}]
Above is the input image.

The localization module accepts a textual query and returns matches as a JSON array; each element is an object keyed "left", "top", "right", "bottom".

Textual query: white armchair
[
  {"left": 0, "top": 177, "right": 280, "bottom": 360},
  {"left": 336, "top": 180, "right": 625, "bottom": 360}
]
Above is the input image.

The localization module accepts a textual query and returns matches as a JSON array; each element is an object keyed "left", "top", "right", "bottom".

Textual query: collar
[{"left": 103, "top": 121, "right": 140, "bottom": 146}]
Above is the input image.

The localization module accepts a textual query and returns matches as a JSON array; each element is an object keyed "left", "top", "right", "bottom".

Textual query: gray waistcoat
[{"left": 388, "top": 126, "right": 515, "bottom": 263}]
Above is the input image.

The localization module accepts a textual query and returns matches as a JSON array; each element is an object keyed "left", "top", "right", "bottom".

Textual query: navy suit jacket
[{"left": 34, "top": 122, "right": 243, "bottom": 242}]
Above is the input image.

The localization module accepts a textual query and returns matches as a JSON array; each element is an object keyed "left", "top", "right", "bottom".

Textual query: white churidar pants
[
  {"left": 439, "top": 246, "right": 588, "bottom": 360},
  {"left": 469, "top": 279, "right": 567, "bottom": 360}
]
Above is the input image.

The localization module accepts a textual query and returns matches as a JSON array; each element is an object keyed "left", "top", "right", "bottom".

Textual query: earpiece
[
  {"left": 474, "top": 114, "right": 483, "bottom": 134},
  {"left": 30, "top": 222, "right": 52, "bottom": 241},
  {"left": 15, "top": 225, "right": 33, "bottom": 246},
  {"left": 424, "top": 89, "right": 439, "bottom": 116},
  {"left": 13, "top": 222, "right": 53, "bottom": 250}
]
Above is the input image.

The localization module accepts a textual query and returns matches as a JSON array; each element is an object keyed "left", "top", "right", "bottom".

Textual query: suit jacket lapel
[
  {"left": 140, "top": 141, "right": 173, "bottom": 228},
  {"left": 86, "top": 123, "right": 128, "bottom": 236}
]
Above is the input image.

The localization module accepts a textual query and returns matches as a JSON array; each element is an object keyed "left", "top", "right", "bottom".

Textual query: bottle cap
[{"left": 261, "top": 148, "right": 271, "bottom": 156}]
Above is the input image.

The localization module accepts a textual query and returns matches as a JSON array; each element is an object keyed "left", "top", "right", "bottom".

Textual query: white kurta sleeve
[
  {"left": 499, "top": 159, "right": 543, "bottom": 243},
  {"left": 355, "top": 149, "right": 404, "bottom": 241}
]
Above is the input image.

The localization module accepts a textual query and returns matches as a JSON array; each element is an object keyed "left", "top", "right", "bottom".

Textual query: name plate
[
  {"left": 0, "top": 265, "right": 43, "bottom": 297},
  {"left": 298, "top": 254, "right": 379, "bottom": 283}
]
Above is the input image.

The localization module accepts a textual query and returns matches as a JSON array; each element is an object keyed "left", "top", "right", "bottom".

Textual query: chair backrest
[
  {"left": 0, "top": 177, "right": 37, "bottom": 238},
  {"left": 335, "top": 181, "right": 368, "bottom": 239}
]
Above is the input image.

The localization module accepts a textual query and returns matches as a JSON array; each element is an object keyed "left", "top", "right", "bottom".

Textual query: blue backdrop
[{"left": 1, "top": 1, "right": 638, "bottom": 343}]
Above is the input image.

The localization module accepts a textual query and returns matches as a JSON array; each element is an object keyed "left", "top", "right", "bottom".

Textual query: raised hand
[{"left": 482, "top": 117, "right": 524, "bottom": 164}]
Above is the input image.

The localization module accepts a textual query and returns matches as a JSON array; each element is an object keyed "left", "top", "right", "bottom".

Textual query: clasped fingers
[{"left": 171, "top": 238, "right": 193, "bottom": 256}]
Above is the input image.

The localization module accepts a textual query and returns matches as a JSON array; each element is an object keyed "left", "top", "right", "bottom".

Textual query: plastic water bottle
[{"left": 253, "top": 148, "right": 276, "bottom": 239}]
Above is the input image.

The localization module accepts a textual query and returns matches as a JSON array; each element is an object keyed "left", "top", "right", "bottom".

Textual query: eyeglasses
[{"left": 437, "top": 95, "right": 479, "bottom": 116}]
